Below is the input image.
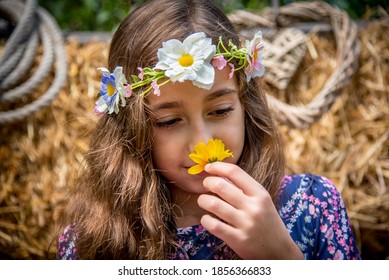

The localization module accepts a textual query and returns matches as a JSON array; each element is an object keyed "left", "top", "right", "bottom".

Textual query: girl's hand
[{"left": 197, "top": 162, "right": 304, "bottom": 260}]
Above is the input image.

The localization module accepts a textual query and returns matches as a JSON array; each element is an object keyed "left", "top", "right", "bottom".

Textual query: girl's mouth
[{"left": 191, "top": 170, "right": 208, "bottom": 179}]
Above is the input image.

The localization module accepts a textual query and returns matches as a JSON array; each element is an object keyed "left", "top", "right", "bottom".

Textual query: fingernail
[{"left": 204, "top": 163, "right": 211, "bottom": 171}]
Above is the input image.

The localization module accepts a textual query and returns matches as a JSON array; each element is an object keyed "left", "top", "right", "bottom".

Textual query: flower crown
[{"left": 95, "top": 31, "right": 264, "bottom": 114}]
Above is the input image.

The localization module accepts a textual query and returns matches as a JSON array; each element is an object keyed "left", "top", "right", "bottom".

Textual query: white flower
[
  {"left": 95, "top": 66, "right": 131, "bottom": 114},
  {"left": 244, "top": 31, "right": 265, "bottom": 82},
  {"left": 155, "top": 32, "right": 216, "bottom": 90}
]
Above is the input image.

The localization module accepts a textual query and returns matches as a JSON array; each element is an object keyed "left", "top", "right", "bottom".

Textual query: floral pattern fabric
[{"left": 57, "top": 174, "right": 361, "bottom": 260}]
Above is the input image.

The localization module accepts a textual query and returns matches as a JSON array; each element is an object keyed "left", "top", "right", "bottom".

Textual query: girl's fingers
[
  {"left": 204, "top": 162, "right": 265, "bottom": 197},
  {"left": 202, "top": 176, "right": 246, "bottom": 209},
  {"left": 197, "top": 193, "right": 243, "bottom": 227},
  {"left": 200, "top": 214, "right": 239, "bottom": 246}
]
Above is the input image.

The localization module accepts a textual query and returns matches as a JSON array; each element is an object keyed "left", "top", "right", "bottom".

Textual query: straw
[{"left": 0, "top": 12, "right": 388, "bottom": 260}]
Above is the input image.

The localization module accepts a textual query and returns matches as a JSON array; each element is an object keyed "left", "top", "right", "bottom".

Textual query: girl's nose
[{"left": 187, "top": 121, "right": 213, "bottom": 151}]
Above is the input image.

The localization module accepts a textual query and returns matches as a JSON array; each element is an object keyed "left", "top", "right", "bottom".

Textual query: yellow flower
[{"left": 188, "top": 139, "right": 233, "bottom": 175}]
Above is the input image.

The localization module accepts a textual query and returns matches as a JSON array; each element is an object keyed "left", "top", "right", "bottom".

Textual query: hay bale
[
  {"left": 0, "top": 17, "right": 388, "bottom": 259},
  {"left": 277, "top": 17, "right": 389, "bottom": 259},
  {"left": 0, "top": 37, "right": 107, "bottom": 259}
]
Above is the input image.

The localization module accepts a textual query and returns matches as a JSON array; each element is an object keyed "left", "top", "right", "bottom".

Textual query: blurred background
[
  {"left": 1, "top": 0, "right": 388, "bottom": 259},
  {"left": 38, "top": 0, "right": 388, "bottom": 31}
]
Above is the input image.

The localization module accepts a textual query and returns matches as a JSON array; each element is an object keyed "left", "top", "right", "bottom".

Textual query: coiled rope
[
  {"left": 0, "top": 0, "right": 67, "bottom": 124},
  {"left": 229, "top": 1, "right": 361, "bottom": 128}
]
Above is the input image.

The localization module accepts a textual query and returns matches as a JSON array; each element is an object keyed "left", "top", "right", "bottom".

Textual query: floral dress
[{"left": 57, "top": 174, "right": 361, "bottom": 260}]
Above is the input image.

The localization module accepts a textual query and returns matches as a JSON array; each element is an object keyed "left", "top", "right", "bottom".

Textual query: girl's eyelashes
[
  {"left": 209, "top": 106, "right": 234, "bottom": 118},
  {"left": 155, "top": 118, "right": 181, "bottom": 128},
  {"left": 155, "top": 107, "right": 234, "bottom": 128}
]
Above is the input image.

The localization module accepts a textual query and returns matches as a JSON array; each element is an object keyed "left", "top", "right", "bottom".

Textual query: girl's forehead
[{"left": 148, "top": 67, "right": 238, "bottom": 108}]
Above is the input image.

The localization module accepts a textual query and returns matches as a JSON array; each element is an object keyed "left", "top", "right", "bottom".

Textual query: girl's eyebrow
[
  {"left": 205, "top": 88, "right": 238, "bottom": 101},
  {"left": 152, "top": 101, "right": 184, "bottom": 111}
]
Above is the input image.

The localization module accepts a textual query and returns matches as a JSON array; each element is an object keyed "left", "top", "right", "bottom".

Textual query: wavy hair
[{"left": 61, "top": 0, "right": 285, "bottom": 259}]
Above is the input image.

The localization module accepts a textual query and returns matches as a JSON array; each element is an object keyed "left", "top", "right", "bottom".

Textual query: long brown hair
[{"left": 61, "top": 0, "right": 285, "bottom": 259}]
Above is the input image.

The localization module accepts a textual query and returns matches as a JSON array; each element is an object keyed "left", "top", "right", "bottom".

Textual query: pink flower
[
  {"left": 151, "top": 81, "right": 160, "bottom": 96},
  {"left": 336, "top": 229, "right": 343, "bottom": 238},
  {"left": 228, "top": 63, "right": 234, "bottom": 79},
  {"left": 334, "top": 250, "right": 344, "bottom": 260},
  {"left": 212, "top": 55, "right": 227, "bottom": 70},
  {"left": 244, "top": 31, "right": 265, "bottom": 82},
  {"left": 327, "top": 246, "right": 335, "bottom": 254},
  {"left": 339, "top": 238, "right": 346, "bottom": 247},
  {"left": 195, "top": 225, "right": 204, "bottom": 234},
  {"left": 137, "top": 67, "right": 144, "bottom": 80},
  {"left": 309, "top": 204, "right": 315, "bottom": 215},
  {"left": 124, "top": 83, "right": 132, "bottom": 97},
  {"left": 325, "top": 227, "right": 334, "bottom": 240}
]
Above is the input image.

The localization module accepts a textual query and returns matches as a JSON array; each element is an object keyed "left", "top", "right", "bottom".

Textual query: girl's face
[{"left": 149, "top": 67, "right": 245, "bottom": 195}]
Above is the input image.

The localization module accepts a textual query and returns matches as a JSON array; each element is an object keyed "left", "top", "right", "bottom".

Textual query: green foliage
[
  {"left": 39, "top": 0, "right": 130, "bottom": 31},
  {"left": 324, "top": 0, "right": 387, "bottom": 19},
  {"left": 39, "top": 0, "right": 389, "bottom": 31},
  {"left": 218, "top": 0, "right": 270, "bottom": 13}
]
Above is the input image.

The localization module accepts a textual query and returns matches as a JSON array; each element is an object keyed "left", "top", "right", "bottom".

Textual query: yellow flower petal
[
  {"left": 188, "top": 164, "right": 205, "bottom": 175},
  {"left": 189, "top": 153, "right": 205, "bottom": 164},
  {"left": 194, "top": 142, "right": 208, "bottom": 158},
  {"left": 207, "top": 139, "right": 217, "bottom": 160},
  {"left": 188, "top": 139, "right": 233, "bottom": 175},
  {"left": 214, "top": 139, "right": 223, "bottom": 156}
]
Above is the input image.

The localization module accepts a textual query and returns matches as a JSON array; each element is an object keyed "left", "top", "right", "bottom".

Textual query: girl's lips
[
  {"left": 192, "top": 170, "right": 209, "bottom": 179},
  {"left": 184, "top": 167, "right": 208, "bottom": 178}
]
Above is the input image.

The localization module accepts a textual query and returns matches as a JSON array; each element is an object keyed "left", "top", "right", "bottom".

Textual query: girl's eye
[
  {"left": 155, "top": 118, "right": 180, "bottom": 128},
  {"left": 209, "top": 107, "right": 234, "bottom": 117}
]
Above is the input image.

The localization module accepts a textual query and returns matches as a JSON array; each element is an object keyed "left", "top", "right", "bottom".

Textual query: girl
[{"left": 58, "top": 0, "right": 360, "bottom": 260}]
